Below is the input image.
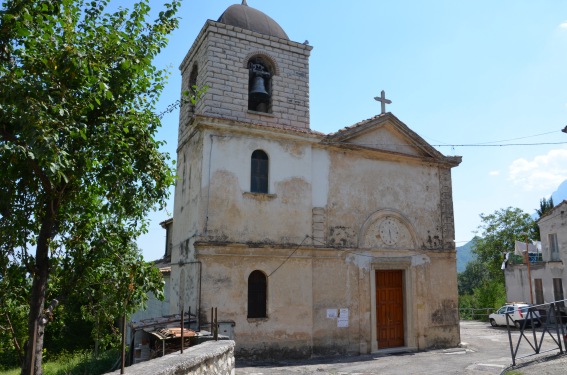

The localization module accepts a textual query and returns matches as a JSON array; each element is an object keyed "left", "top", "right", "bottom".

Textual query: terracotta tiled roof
[{"left": 325, "top": 113, "right": 388, "bottom": 138}]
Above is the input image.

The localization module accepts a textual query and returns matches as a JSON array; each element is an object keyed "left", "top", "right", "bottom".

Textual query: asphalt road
[{"left": 235, "top": 321, "right": 567, "bottom": 374}]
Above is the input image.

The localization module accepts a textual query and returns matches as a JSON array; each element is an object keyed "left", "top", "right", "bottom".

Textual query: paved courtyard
[{"left": 235, "top": 321, "right": 567, "bottom": 374}]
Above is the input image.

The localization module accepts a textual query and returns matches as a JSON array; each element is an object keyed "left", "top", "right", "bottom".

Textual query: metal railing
[
  {"left": 459, "top": 307, "right": 494, "bottom": 321},
  {"left": 508, "top": 253, "right": 544, "bottom": 265},
  {"left": 504, "top": 300, "right": 567, "bottom": 366}
]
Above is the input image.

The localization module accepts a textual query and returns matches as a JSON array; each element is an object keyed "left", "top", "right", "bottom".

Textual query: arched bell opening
[
  {"left": 187, "top": 64, "right": 198, "bottom": 112},
  {"left": 247, "top": 56, "right": 273, "bottom": 113}
]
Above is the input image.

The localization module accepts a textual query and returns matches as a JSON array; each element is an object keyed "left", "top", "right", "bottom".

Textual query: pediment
[{"left": 324, "top": 113, "right": 456, "bottom": 164}]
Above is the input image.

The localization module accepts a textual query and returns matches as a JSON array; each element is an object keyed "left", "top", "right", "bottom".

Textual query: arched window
[
  {"left": 248, "top": 56, "right": 272, "bottom": 113},
  {"left": 187, "top": 64, "right": 198, "bottom": 111},
  {"left": 248, "top": 270, "right": 267, "bottom": 318},
  {"left": 251, "top": 150, "right": 268, "bottom": 193},
  {"left": 189, "top": 64, "right": 198, "bottom": 93}
]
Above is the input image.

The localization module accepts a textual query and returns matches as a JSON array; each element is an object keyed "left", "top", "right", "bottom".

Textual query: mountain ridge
[
  {"left": 456, "top": 237, "right": 478, "bottom": 273},
  {"left": 551, "top": 179, "right": 567, "bottom": 204}
]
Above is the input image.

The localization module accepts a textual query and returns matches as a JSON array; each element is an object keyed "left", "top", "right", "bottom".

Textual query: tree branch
[
  {"left": 0, "top": 128, "right": 52, "bottom": 195},
  {"left": 4, "top": 311, "right": 23, "bottom": 365}
]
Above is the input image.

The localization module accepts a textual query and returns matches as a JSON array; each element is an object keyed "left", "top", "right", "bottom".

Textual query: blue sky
[{"left": 132, "top": 0, "right": 567, "bottom": 260}]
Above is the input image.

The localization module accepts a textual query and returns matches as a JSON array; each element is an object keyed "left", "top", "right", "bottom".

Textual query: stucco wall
[
  {"left": 202, "top": 130, "right": 313, "bottom": 243},
  {"left": 170, "top": 128, "right": 205, "bottom": 316},
  {"left": 177, "top": 125, "right": 454, "bottom": 250},
  {"left": 505, "top": 264, "right": 564, "bottom": 303},
  {"left": 325, "top": 151, "right": 445, "bottom": 249},
  {"left": 539, "top": 202, "right": 567, "bottom": 263},
  {"left": 194, "top": 248, "right": 459, "bottom": 357},
  {"left": 167, "top": 120, "right": 460, "bottom": 356},
  {"left": 196, "top": 245, "right": 314, "bottom": 358}
]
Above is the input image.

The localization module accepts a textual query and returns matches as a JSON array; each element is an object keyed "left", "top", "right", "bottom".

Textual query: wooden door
[{"left": 376, "top": 270, "right": 404, "bottom": 348}]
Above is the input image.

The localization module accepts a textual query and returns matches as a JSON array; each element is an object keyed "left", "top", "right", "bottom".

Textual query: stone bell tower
[
  {"left": 178, "top": 1, "right": 313, "bottom": 131},
  {"left": 170, "top": 1, "right": 315, "bottom": 325}
]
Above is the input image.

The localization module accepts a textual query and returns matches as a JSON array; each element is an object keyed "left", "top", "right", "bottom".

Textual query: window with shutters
[
  {"left": 250, "top": 150, "right": 269, "bottom": 194},
  {"left": 248, "top": 270, "right": 267, "bottom": 318}
]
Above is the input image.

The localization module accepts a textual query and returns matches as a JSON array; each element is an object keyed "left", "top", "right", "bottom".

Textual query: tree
[
  {"left": 536, "top": 196, "right": 554, "bottom": 217},
  {"left": 457, "top": 259, "right": 486, "bottom": 296},
  {"left": 0, "top": 261, "right": 29, "bottom": 369},
  {"left": 533, "top": 196, "right": 554, "bottom": 240},
  {"left": 0, "top": 1, "right": 180, "bottom": 373},
  {"left": 473, "top": 207, "right": 536, "bottom": 284},
  {"left": 458, "top": 207, "right": 536, "bottom": 311}
]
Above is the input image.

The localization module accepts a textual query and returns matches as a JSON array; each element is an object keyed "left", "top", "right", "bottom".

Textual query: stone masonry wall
[
  {"left": 179, "top": 20, "right": 313, "bottom": 130},
  {"left": 439, "top": 168, "right": 456, "bottom": 250},
  {"left": 107, "top": 340, "right": 235, "bottom": 375}
]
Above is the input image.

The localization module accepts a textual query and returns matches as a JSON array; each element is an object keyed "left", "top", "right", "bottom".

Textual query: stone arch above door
[{"left": 358, "top": 209, "right": 417, "bottom": 249}]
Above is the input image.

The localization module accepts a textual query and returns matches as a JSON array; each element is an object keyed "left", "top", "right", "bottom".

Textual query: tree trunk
[{"left": 22, "top": 201, "right": 55, "bottom": 375}]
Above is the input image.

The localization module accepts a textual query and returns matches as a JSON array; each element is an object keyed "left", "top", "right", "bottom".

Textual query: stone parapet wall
[{"left": 107, "top": 340, "right": 235, "bottom": 375}]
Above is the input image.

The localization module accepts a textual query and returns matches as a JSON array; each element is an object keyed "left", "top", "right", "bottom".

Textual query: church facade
[{"left": 168, "top": 2, "right": 462, "bottom": 358}]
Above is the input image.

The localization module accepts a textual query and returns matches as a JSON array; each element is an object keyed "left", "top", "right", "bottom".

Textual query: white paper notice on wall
[
  {"left": 326, "top": 309, "right": 338, "bottom": 319},
  {"left": 339, "top": 308, "right": 349, "bottom": 319},
  {"left": 337, "top": 317, "right": 348, "bottom": 328}
]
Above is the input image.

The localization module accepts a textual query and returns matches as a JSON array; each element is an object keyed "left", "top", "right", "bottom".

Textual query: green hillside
[{"left": 456, "top": 237, "right": 478, "bottom": 273}]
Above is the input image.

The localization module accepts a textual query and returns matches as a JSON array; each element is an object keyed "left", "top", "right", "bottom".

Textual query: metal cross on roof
[{"left": 374, "top": 90, "right": 392, "bottom": 114}]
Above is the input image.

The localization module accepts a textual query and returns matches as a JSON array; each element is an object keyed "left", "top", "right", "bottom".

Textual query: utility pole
[
  {"left": 520, "top": 232, "right": 534, "bottom": 304},
  {"left": 525, "top": 237, "right": 534, "bottom": 305}
]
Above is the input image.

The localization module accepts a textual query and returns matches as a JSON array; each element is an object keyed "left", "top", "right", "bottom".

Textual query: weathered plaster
[
  {"left": 169, "top": 117, "right": 461, "bottom": 356},
  {"left": 167, "top": 6, "right": 461, "bottom": 358}
]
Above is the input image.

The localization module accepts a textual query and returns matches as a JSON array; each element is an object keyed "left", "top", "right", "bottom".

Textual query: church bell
[{"left": 249, "top": 76, "right": 270, "bottom": 101}]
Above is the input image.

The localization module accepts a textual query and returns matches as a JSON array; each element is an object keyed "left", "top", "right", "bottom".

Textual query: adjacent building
[{"left": 505, "top": 201, "right": 567, "bottom": 307}]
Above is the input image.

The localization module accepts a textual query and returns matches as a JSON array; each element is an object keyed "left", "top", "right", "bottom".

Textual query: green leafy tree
[
  {"left": 0, "top": 261, "right": 30, "bottom": 369},
  {"left": 458, "top": 207, "right": 535, "bottom": 315},
  {"left": 536, "top": 196, "right": 554, "bottom": 217},
  {"left": 533, "top": 196, "right": 554, "bottom": 240},
  {"left": 0, "top": 1, "right": 180, "bottom": 373},
  {"left": 473, "top": 207, "right": 536, "bottom": 284},
  {"left": 457, "top": 259, "right": 487, "bottom": 296}
]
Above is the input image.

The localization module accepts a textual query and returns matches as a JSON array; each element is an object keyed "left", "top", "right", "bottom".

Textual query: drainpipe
[{"left": 204, "top": 135, "right": 213, "bottom": 233}]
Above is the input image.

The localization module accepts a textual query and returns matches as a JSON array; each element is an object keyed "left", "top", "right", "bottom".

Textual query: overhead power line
[
  {"left": 431, "top": 141, "right": 567, "bottom": 148},
  {"left": 347, "top": 141, "right": 567, "bottom": 149}
]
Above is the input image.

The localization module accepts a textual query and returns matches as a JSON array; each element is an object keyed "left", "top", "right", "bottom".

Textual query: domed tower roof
[{"left": 218, "top": 1, "right": 289, "bottom": 40}]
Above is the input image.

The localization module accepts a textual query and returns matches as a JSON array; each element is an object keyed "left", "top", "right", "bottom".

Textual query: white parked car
[{"left": 489, "top": 303, "right": 542, "bottom": 328}]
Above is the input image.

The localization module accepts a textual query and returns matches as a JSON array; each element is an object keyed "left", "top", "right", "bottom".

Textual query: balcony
[{"left": 508, "top": 253, "right": 543, "bottom": 265}]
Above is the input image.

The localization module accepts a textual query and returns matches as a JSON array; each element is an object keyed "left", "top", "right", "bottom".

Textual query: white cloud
[
  {"left": 508, "top": 148, "right": 567, "bottom": 191},
  {"left": 489, "top": 170, "right": 500, "bottom": 176},
  {"left": 560, "top": 21, "right": 567, "bottom": 29}
]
